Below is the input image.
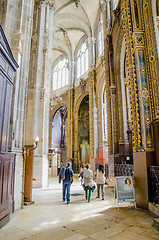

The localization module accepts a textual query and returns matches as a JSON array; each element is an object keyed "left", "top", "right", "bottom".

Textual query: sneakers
[
  {"left": 102, "top": 198, "right": 104, "bottom": 200},
  {"left": 67, "top": 202, "right": 70, "bottom": 204}
]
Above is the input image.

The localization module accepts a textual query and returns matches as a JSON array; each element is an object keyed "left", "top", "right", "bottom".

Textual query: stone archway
[
  {"left": 49, "top": 104, "right": 68, "bottom": 177},
  {"left": 74, "top": 92, "right": 89, "bottom": 166},
  {"left": 49, "top": 102, "right": 68, "bottom": 148}
]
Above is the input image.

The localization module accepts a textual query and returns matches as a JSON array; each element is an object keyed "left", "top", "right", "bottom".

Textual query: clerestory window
[
  {"left": 53, "top": 58, "right": 69, "bottom": 90},
  {"left": 98, "top": 26, "right": 104, "bottom": 57},
  {"left": 77, "top": 42, "right": 89, "bottom": 79},
  {"left": 98, "top": 15, "right": 104, "bottom": 57}
]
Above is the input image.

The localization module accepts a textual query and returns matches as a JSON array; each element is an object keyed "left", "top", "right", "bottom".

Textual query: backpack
[{"left": 60, "top": 166, "right": 66, "bottom": 180}]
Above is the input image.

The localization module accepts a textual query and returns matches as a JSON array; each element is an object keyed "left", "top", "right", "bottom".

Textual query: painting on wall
[{"left": 78, "top": 96, "right": 89, "bottom": 163}]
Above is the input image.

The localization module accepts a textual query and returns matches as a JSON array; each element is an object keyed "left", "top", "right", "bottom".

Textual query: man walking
[{"left": 63, "top": 162, "right": 74, "bottom": 204}]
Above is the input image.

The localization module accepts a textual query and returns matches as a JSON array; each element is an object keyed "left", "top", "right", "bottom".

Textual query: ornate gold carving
[
  {"left": 122, "top": 0, "right": 143, "bottom": 151},
  {"left": 142, "top": 0, "right": 159, "bottom": 118},
  {"left": 89, "top": 70, "right": 96, "bottom": 158},
  {"left": 80, "top": 78, "right": 86, "bottom": 91},
  {"left": 156, "top": 16, "right": 159, "bottom": 28}
]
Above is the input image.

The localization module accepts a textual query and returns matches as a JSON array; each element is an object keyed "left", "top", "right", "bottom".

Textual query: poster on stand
[{"left": 115, "top": 176, "right": 136, "bottom": 207}]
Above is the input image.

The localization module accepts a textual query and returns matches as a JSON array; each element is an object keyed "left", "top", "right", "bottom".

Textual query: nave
[{"left": 0, "top": 178, "right": 158, "bottom": 240}]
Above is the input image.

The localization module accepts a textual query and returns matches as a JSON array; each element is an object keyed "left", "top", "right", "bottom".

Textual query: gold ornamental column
[
  {"left": 121, "top": 0, "right": 143, "bottom": 151},
  {"left": 104, "top": 36, "right": 112, "bottom": 157},
  {"left": 121, "top": 0, "right": 155, "bottom": 209},
  {"left": 142, "top": 0, "right": 159, "bottom": 119},
  {"left": 142, "top": 1, "right": 159, "bottom": 165},
  {"left": 89, "top": 70, "right": 96, "bottom": 172}
]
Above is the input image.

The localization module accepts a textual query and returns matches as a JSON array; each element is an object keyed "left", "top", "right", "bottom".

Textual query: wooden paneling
[
  {"left": 0, "top": 153, "right": 15, "bottom": 228},
  {"left": 0, "top": 25, "right": 18, "bottom": 228},
  {"left": 1, "top": 81, "right": 12, "bottom": 153}
]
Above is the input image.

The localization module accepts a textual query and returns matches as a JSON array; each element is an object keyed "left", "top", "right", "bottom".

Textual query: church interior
[{"left": 0, "top": 0, "right": 159, "bottom": 239}]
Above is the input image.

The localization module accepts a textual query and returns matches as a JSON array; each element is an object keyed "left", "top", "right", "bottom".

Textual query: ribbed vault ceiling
[{"left": 52, "top": 0, "right": 100, "bottom": 64}]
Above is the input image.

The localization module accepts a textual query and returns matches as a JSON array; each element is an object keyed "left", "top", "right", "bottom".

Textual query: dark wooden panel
[
  {"left": 1, "top": 81, "right": 12, "bottom": 153},
  {"left": 0, "top": 153, "right": 15, "bottom": 229},
  {"left": 0, "top": 72, "right": 6, "bottom": 151},
  {"left": 0, "top": 161, "right": 2, "bottom": 204},
  {"left": 0, "top": 25, "right": 18, "bottom": 229}
]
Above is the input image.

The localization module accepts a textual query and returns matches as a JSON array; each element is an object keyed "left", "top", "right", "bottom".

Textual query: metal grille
[
  {"left": 149, "top": 166, "right": 159, "bottom": 204},
  {"left": 114, "top": 163, "right": 134, "bottom": 177}
]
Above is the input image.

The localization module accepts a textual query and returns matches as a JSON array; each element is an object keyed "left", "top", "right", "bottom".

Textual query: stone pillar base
[
  {"left": 33, "top": 155, "right": 48, "bottom": 188},
  {"left": 133, "top": 151, "right": 154, "bottom": 209}
]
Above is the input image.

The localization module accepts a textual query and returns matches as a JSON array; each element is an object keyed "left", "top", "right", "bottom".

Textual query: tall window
[
  {"left": 98, "top": 27, "right": 104, "bottom": 56},
  {"left": 98, "top": 16, "right": 104, "bottom": 57},
  {"left": 77, "top": 42, "right": 88, "bottom": 79},
  {"left": 53, "top": 58, "right": 69, "bottom": 90},
  {"left": 113, "top": 0, "right": 119, "bottom": 10}
]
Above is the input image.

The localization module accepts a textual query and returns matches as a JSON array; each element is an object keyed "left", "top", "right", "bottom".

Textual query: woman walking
[
  {"left": 83, "top": 163, "right": 95, "bottom": 202},
  {"left": 96, "top": 163, "right": 105, "bottom": 200},
  {"left": 79, "top": 163, "right": 85, "bottom": 185}
]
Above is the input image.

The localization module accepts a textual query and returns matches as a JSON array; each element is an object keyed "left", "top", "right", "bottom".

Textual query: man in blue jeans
[{"left": 63, "top": 162, "right": 74, "bottom": 204}]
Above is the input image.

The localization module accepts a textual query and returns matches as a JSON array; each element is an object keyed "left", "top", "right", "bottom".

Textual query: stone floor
[{"left": 0, "top": 177, "right": 159, "bottom": 240}]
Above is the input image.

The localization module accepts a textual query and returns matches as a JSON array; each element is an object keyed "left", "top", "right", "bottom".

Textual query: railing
[
  {"left": 149, "top": 166, "right": 159, "bottom": 204},
  {"left": 114, "top": 162, "right": 134, "bottom": 177}
]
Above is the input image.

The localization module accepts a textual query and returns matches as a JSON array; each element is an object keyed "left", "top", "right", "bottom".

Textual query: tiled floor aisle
[{"left": 0, "top": 177, "right": 158, "bottom": 240}]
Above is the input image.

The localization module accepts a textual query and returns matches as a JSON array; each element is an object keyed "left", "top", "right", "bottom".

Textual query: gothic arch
[
  {"left": 49, "top": 102, "right": 68, "bottom": 148},
  {"left": 74, "top": 92, "right": 89, "bottom": 163}
]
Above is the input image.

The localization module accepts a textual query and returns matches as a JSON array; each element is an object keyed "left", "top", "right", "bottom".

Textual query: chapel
[{"left": 0, "top": 0, "right": 159, "bottom": 232}]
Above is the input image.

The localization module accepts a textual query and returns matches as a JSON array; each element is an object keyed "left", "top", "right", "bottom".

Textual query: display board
[{"left": 115, "top": 176, "right": 136, "bottom": 210}]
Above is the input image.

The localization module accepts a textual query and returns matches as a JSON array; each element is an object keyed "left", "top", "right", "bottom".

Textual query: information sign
[{"left": 115, "top": 176, "right": 136, "bottom": 209}]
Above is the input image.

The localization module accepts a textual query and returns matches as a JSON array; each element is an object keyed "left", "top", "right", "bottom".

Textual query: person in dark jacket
[{"left": 62, "top": 162, "right": 74, "bottom": 204}]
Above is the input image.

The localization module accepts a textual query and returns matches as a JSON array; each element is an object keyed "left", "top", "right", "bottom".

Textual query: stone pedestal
[
  {"left": 33, "top": 155, "right": 48, "bottom": 188},
  {"left": 133, "top": 151, "right": 154, "bottom": 209}
]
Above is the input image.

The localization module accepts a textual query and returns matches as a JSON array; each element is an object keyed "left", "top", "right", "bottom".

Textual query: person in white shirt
[
  {"left": 96, "top": 163, "right": 105, "bottom": 200},
  {"left": 83, "top": 163, "right": 95, "bottom": 202}
]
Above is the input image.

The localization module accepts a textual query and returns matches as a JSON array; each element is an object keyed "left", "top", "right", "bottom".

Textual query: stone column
[
  {"left": 6, "top": 0, "right": 35, "bottom": 211},
  {"left": 88, "top": 37, "right": 96, "bottom": 70},
  {"left": 25, "top": 0, "right": 55, "bottom": 188},
  {"left": 67, "top": 88, "right": 74, "bottom": 160},
  {"left": 104, "top": 35, "right": 112, "bottom": 156},
  {"left": 106, "top": 0, "right": 111, "bottom": 28}
]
